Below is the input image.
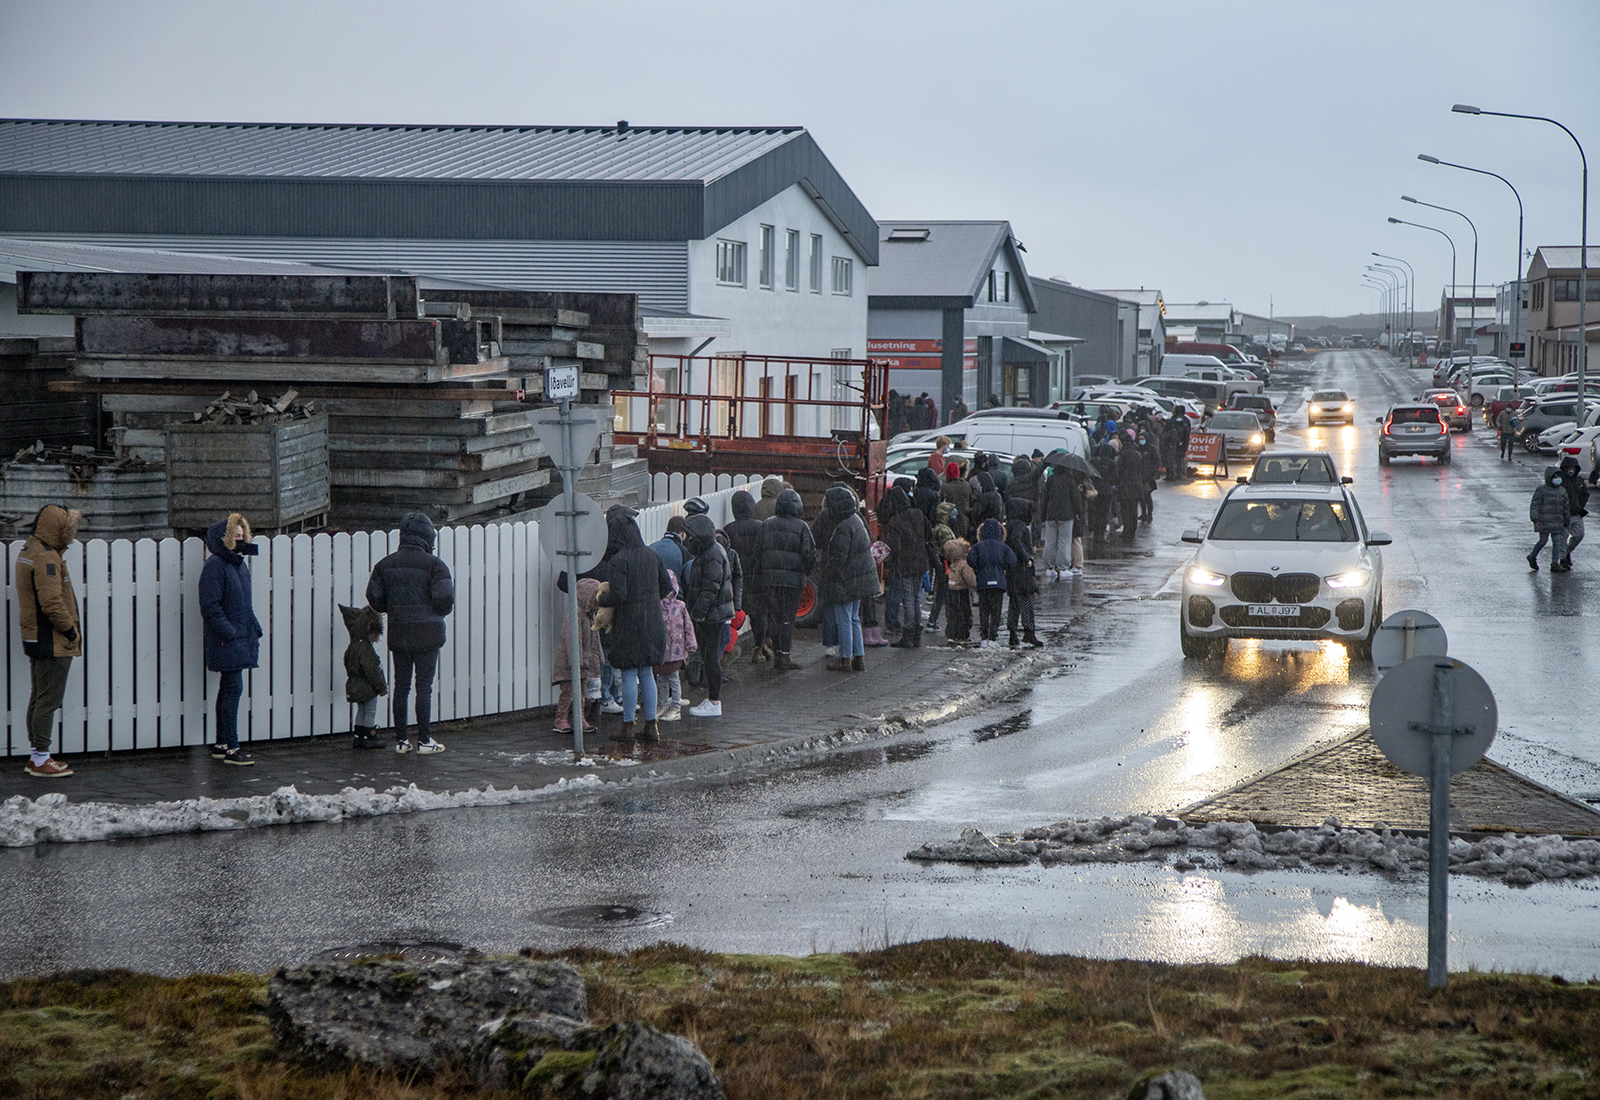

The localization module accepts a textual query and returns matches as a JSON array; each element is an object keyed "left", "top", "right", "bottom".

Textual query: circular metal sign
[
  {"left": 1371, "top": 608, "right": 1449, "bottom": 671},
  {"left": 538, "top": 490, "right": 607, "bottom": 575},
  {"left": 1369, "top": 655, "right": 1496, "bottom": 777}
]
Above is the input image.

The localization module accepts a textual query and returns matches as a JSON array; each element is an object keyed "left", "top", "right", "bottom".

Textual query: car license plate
[
  {"left": 1247, "top": 604, "right": 1300, "bottom": 618},
  {"left": 1407, "top": 425, "right": 1427, "bottom": 432}
]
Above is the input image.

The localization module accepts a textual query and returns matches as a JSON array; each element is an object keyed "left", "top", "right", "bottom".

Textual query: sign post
[
  {"left": 533, "top": 364, "right": 606, "bottom": 759},
  {"left": 1370, "top": 654, "right": 1497, "bottom": 988},
  {"left": 1185, "top": 431, "right": 1228, "bottom": 479}
]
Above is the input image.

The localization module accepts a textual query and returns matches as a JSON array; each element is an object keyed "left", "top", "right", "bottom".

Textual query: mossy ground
[{"left": 2, "top": 940, "right": 1596, "bottom": 1099}]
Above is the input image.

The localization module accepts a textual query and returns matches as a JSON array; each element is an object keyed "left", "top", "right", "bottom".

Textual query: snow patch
[
  {"left": 0, "top": 776, "right": 614, "bottom": 848},
  {"left": 907, "top": 815, "right": 1600, "bottom": 887}
]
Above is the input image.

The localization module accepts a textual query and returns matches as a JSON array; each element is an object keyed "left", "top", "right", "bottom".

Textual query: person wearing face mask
[
  {"left": 16, "top": 505, "right": 83, "bottom": 777},
  {"left": 1528, "top": 467, "right": 1572, "bottom": 573},
  {"left": 1557, "top": 455, "right": 1589, "bottom": 570}
]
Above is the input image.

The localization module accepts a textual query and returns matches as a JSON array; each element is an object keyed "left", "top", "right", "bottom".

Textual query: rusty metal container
[{"left": 166, "top": 413, "right": 329, "bottom": 534}]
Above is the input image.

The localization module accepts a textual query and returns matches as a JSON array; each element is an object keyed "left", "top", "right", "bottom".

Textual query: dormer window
[{"left": 887, "top": 227, "right": 930, "bottom": 242}]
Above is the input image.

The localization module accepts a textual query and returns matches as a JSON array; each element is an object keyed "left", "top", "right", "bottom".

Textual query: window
[
  {"left": 759, "top": 224, "right": 775, "bottom": 289},
  {"left": 1554, "top": 279, "right": 1577, "bottom": 302},
  {"left": 809, "top": 234, "right": 823, "bottom": 292},
  {"left": 1533, "top": 281, "right": 1545, "bottom": 310},
  {"left": 1210, "top": 499, "right": 1357, "bottom": 543},
  {"left": 986, "top": 271, "right": 997, "bottom": 302},
  {"left": 785, "top": 229, "right": 800, "bottom": 291},
  {"left": 1003, "top": 272, "right": 1011, "bottom": 303},
  {"left": 831, "top": 255, "right": 853, "bottom": 296},
  {"left": 716, "top": 239, "right": 747, "bottom": 286}
]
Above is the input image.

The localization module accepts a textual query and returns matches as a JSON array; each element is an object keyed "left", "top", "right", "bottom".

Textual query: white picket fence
[
  {"left": 2, "top": 478, "right": 764, "bottom": 756},
  {"left": 650, "top": 471, "right": 780, "bottom": 505}
]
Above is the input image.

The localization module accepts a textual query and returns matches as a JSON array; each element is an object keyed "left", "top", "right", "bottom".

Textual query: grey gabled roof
[
  {"left": 0, "top": 120, "right": 878, "bottom": 263},
  {"left": 868, "top": 220, "right": 1032, "bottom": 310}
]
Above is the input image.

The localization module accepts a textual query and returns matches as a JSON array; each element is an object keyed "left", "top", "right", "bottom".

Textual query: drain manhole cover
[
  {"left": 312, "top": 940, "right": 468, "bottom": 964},
  {"left": 532, "top": 904, "right": 674, "bottom": 930}
]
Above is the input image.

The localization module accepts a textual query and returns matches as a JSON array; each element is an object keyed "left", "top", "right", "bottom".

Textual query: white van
[{"left": 886, "top": 409, "right": 1090, "bottom": 463}]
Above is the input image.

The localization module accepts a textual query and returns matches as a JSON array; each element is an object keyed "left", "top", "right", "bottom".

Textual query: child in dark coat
[
  {"left": 339, "top": 604, "right": 388, "bottom": 749},
  {"left": 1004, "top": 499, "right": 1042, "bottom": 648},
  {"left": 967, "top": 518, "right": 1016, "bottom": 647}
]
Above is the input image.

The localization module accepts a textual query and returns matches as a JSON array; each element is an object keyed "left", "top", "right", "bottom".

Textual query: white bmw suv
[{"left": 1178, "top": 482, "right": 1390, "bottom": 661}]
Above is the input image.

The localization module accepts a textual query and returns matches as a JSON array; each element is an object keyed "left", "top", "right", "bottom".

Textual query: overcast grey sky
[{"left": 2, "top": 0, "right": 1595, "bottom": 317}]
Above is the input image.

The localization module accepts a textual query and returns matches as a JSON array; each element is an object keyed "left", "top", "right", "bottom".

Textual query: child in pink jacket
[{"left": 655, "top": 571, "right": 696, "bottom": 722}]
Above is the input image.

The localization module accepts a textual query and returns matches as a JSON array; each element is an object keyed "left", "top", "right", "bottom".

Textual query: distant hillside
[{"left": 1279, "top": 311, "right": 1438, "bottom": 338}]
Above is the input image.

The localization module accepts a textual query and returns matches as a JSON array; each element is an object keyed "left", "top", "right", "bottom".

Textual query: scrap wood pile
[
  {"left": 189, "top": 389, "right": 318, "bottom": 425},
  {"left": 20, "top": 272, "right": 647, "bottom": 529}
]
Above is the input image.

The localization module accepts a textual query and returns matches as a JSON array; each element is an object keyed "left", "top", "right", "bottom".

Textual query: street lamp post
[
  {"left": 1390, "top": 217, "right": 1458, "bottom": 357},
  {"left": 1372, "top": 265, "right": 1408, "bottom": 359},
  {"left": 1367, "top": 267, "right": 1399, "bottom": 351},
  {"left": 1454, "top": 104, "right": 1587, "bottom": 392},
  {"left": 1362, "top": 278, "right": 1392, "bottom": 346},
  {"left": 1405, "top": 196, "right": 1479, "bottom": 361},
  {"left": 1373, "top": 261, "right": 1413, "bottom": 366},
  {"left": 1374, "top": 252, "right": 1417, "bottom": 367},
  {"left": 1418, "top": 155, "right": 1526, "bottom": 385}
]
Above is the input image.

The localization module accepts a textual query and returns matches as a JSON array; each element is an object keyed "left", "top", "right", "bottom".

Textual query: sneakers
[
  {"left": 25, "top": 757, "right": 73, "bottom": 778},
  {"left": 210, "top": 743, "right": 230, "bottom": 759},
  {"left": 1528, "top": 554, "right": 1539, "bottom": 572},
  {"left": 221, "top": 747, "right": 255, "bottom": 766},
  {"left": 599, "top": 698, "right": 624, "bottom": 715},
  {"left": 657, "top": 703, "right": 682, "bottom": 722},
  {"left": 688, "top": 699, "right": 722, "bottom": 717},
  {"left": 394, "top": 739, "right": 413, "bottom": 754},
  {"left": 823, "top": 644, "right": 839, "bottom": 658},
  {"left": 415, "top": 737, "right": 446, "bottom": 754}
]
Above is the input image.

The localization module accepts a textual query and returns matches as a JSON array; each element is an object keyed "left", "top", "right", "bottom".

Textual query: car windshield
[
  {"left": 1208, "top": 412, "right": 1257, "bottom": 429},
  {"left": 1252, "top": 455, "right": 1336, "bottom": 483},
  {"left": 1389, "top": 407, "right": 1440, "bottom": 424},
  {"left": 1311, "top": 391, "right": 1349, "bottom": 403},
  {"left": 1211, "top": 498, "right": 1358, "bottom": 542}
]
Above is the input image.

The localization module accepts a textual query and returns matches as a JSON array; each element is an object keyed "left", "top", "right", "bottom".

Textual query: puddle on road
[
  {"left": 532, "top": 904, "right": 674, "bottom": 931},
  {"left": 973, "top": 711, "right": 1033, "bottom": 743}
]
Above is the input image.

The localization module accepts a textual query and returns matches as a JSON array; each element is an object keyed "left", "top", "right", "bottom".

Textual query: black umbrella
[{"left": 1043, "top": 450, "right": 1096, "bottom": 477}]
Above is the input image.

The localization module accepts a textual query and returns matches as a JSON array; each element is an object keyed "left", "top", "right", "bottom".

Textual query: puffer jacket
[
  {"left": 1005, "top": 506, "right": 1037, "bottom": 597},
  {"left": 969, "top": 475, "right": 1006, "bottom": 533},
  {"left": 913, "top": 467, "right": 942, "bottom": 524},
  {"left": 967, "top": 518, "right": 1017, "bottom": 591},
  {"left": 882, "top": 486, "right": 933, "bottom": 579},
  {"left": 366, "top": 512, "right": 455, "bottom": 652},
  {"left": 592, "top": 513, "right": 671, "bottom": 669},
  {"left": 1559, "top": 461, "right": 1590, "bottom": 518},
  {"left": 753, "top": 477, "right": 787, "bottom": 521},
  {"left": 724, "top": 490, "right": 765, "bottom": 590},
  {"left": 199, "top": 513, "right": 264, "bottom": 671},
  {"left": 683, "top": 514, "right": 735, "bottom": 623},
  {"left": 648, "top": 531, "right": 686, "bottom": 582},
  {"left": 820, "top": 486, "right": 877, "bottom": 604},
  {"left": 1008, "top": 457, "right": 1040, "bottom": 505},
  {"left": 1115, "top": 445, "right": 1145, "bottom": 502},
  {"left": 757, "top": 488, "right": 816, "bottom": 590},
  {"left": 1037, "top": 466, "right": 1081, "bottom": 524},
  {"left": 340, "top": 604, "right": 388, "bottom": 703},
  {"left": 16, "top": 504, "right": 82, "bottom": 659},
  {"left": 1531, "top": 469, "right": 1572, "bottom": 532},
  {"left": 943, "top": 538, "right": 976, "bottom": 590},
  {"left": 658, "top": 572, "right": 697, "bottom": 668}
]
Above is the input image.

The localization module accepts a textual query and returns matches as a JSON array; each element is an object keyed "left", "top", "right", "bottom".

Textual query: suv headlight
[
  {"left": 1249, "top": 433, "right": 1263, "bottom": 445},
  {"left": 1309, "top": 404, "right": 1322, "bottom": 413},
  {"left": 1187, "top": 566, "right": 1226, "bottom": 587},
  {"left": 1325, "top": 569, "right": 1371, "bottom": 589}
]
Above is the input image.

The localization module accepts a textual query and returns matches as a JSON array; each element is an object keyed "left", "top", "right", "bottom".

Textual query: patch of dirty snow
[
  {"left": 0, "top": 776, "right": 613, "bottom": 848},
  {"left": 907, "top": 816, "right": 1600, "bottom": 887}
]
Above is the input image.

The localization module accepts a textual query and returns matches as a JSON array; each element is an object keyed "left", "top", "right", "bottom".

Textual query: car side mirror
[
  {"left": 1181, "top": 528, "right": 1204, "bottom": 544},
  {"left": 1367, "top": 530, "right": 1393, "bottom": 546},
  {"left": 1341, "top": 476, "right": 1353, "bottom": 484},
  {"left": 1236, "top": 476, "right": 1248, "bottom": 484},
  {"left": 1374, "top": 417, "right": 1384, "bottom": 423}
]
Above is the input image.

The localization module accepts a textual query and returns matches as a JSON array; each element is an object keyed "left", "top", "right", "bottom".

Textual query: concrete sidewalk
[{"left": 0, "top": 570, "right": 1127, "bottom": 809}]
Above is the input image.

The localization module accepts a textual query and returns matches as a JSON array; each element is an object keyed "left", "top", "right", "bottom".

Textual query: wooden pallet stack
[{"left": 17, "top": 272, "right": 651, "bottom": 530}]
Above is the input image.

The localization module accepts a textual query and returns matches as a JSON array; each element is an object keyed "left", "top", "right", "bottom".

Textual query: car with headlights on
[
  {"left": 1377, "top": 404, "right": 1450, "bottom": 466},
  {"left": 1178, "top": 483, "right": 1389, "bottom": 661},
  {"left": 1205, "top": 410, "right": 1269, "bottom": 457},
  {"left": 1306, "top": 389, "right": 1354, "bottom": 425}
]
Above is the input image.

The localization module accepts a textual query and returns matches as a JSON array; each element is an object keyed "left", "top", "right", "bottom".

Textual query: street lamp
[
  {"left": 1418, "top": 154, "right": 1526, "bottom": 384},
  {"left": 1454, "top": 104, "right": 1587, "bottom": 391},
  {"left": 1361, "top": 278, "right": 1391, "bottom": 344},
  {"left": 1373, "top": 261, "right": 1412, "bottom": 366},
  {"left": 1390, "top": 217, "right": 1459, "bottom": 355},
  {"left": 1405, "top": 196, "right": 1479, "bottom": 360},
  {"left": 1366, "top": 267, "right": 1399, "bottom": 351},
  {"left": 1374, "top": 252, "right": 1417, "bottom": 367}
]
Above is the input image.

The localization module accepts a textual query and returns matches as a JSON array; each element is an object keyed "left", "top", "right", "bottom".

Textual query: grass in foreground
[{"left": 1, "top": 939, "right": 1597, "bottom": 1099}]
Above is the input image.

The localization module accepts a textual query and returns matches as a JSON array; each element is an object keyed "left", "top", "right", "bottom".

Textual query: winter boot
[
  {"left": 910, "top": 628, "right": 923, "bottom": 648},
  {"left": 827, "top": 657, "right": 852, "bottom": 672},
  {"left": 584, "top": 697, "right": 602, "bottom": 722},
  {"left": 851, "top": 655, "right": 865, "bottom": 671},
  {"left": 1023, "top": 630, "right": 1044, "bottom": 648},
  {"left": 1528, "top": 554, "right": 1539, "bottom": 572},
  {"left": 1008, "top": 631, "right": 1020, "bottom": 649},
  {"left": 613, "top": 721, "right": 636, "bottom": 741},
  {"left": 773, "top": 652, "right": 799, "bottom": 671},
  {"left": 639, "top": 719, "right": 660, "bottom": 742}
]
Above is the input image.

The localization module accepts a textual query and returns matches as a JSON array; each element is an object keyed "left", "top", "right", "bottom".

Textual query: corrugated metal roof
[
  {"left": 0, "top": 119, "right": 805, "bottom": 183},
  {"left": 0, "top": 234, "right": 355, "bottom": 283},
  {"left": 869, "top": 220, "right": 1011, "bottom": 301},
  {"left": 1533, "top": 247, "right": 1600, "bottom": 271}
]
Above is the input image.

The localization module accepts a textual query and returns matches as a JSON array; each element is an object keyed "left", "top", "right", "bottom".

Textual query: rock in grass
[
  {"left": 1127, "top": 1067, "right": 1206, "bottom": 1099},
  {"left": 267, "top": 956, "right": 586, "bottom": 1074},
  {"left": 572, "top": 1021, "right": 727, "bottom": 1099}
]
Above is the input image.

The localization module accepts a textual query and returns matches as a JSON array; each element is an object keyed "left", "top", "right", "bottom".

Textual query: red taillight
[
  {"left": 1456, "top": 406, "right": 1466, "bottom": 416},
  {"left": 1381, "top": 422, "right": 1391, "bottom": 435},
  {"left": 1562, "top": 446, "right": 1582, "bottom": 455}
]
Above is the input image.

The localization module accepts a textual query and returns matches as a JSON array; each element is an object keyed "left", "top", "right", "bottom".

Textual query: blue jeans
[
  {"left": 215, "top": 669, "right": 244, "bottom": 748},
  {"left": 1531, "top": 528, "right": 1568, "bottom": 567},
  {"left": 601, "top": 661, "right": 622, "bottom": 703},
  {"left": 884, "top": 579, "right": 901, "bottom": 630},
  {"left": 822, "top": 604, "right": 837, "bottom": 648},
  {"left": 619, "top": 667, "right": 658, "bottom": 721},
  {"left": 828, "top": 601, "right": 863, "bottom": 659}
]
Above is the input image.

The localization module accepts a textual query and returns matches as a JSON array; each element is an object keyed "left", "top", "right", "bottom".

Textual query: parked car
[
  {"left": 1132, "top": 375, "right": 1229, "bottom": 415},
  {"left": 1554, "top": 424, "right": 1600, "bottom": 480},
  {"left": 1460, "top": 372, "right": 1514, "bottom": 407},
  {"left": 1419, "top": 388, "right": 1472, "bottom": 431},
  {"left": 1226, "top": 393, "right": 1278, "bottom": 441},
  {"left": 1307, "top": 390, "right": 1355, "bottom": 426},
  {"left": 1178, "top": 481, "right": 1389, "bottom": 660},
  {"left": 1512, "top": 397, "right": 1600, "bottom": 453},
  {"left": 1376, "top": 404, "right": 1450, "bottom": 466},
  {"left": 1205, "top": 410, "right": 1269, "bottom": 457},
  {"left": 884, "top": 446, "right": 1012, "bottom": 480},
  {"left": 887, "top": 408, "right": 1091, "bottom": 459}
]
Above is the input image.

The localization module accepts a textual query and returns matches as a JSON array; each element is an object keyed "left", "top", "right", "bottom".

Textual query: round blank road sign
[
  {"left": 1369, "top": 655, "right": 1496, "bottom": 778},
  {"left": 538, "top": 490, "right": 607, "bottom": 575},
  {"left": 1371, "top": 608, "right": 1449, "bottom": 671}
]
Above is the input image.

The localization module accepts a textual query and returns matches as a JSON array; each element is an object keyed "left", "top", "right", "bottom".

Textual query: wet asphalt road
[{"left": 3, "top": 351, "right": 1598, "bottom": 980}]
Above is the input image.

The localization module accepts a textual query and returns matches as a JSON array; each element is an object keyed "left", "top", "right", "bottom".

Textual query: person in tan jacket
[{"left": 15, "top": 505, "right": 82, "bottom": 777}]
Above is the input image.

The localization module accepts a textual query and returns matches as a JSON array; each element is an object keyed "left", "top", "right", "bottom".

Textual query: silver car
[{"left": 1205, "top": 410, "right": 1268, "bottom": 456}]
